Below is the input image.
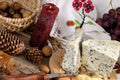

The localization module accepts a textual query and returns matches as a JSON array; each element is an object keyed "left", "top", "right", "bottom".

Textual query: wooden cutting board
[{"left": 49, "top": 49, "right": 117, "bottom": 80}]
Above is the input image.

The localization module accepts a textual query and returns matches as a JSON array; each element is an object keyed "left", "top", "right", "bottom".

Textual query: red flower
[
  {"left": 83, "top": 0, "right": 94, "bottom": 13},
  {"left": 66, "top": 20, "right": 75, "bottom": 26},
  {"left": 72, "top": 0, "right": 82, "bottom": 11},
  {"left": 81, "top": 0, "right": 86, "bottom": 2}
]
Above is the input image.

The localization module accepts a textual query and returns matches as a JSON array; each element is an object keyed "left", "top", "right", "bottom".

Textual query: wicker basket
[{"left": 0, "top": 0, "right": 40, "bottom": 32}]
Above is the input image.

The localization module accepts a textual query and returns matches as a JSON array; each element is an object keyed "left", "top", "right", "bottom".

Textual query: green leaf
[
  {"left": 78, "top": 12, "right": 83, "bottom": 18},
  {"left": 84, "top": 21, "right": 95, "bottom": 25},
  {"left": 74, "top": 20, "right": 81, "bottom": 25},
  {"left": 110, "top": 0, "right": 113, "bottom": 9}
]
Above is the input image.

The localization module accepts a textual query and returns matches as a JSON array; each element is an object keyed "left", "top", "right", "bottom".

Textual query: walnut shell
[
  {"left": 0, "top": 12, "right": 8, "bottom": 17},
  {"left": 21, "top": 9, "right": 32, "bottom": 18},
  {"left": 12, "top": 13, "right": 21, "bottom": 18},
  {"left": 0, "top": 1, "right": 9, "bottom": 11},
  {"left": 11, "top": 2, "right": 22, "bottom": 11}
]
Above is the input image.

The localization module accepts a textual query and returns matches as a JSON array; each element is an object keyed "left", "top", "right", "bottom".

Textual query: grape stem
[
  {"left": 80, "top": 9, "right": 86, "bottom": 28},
  {"left": 110, "top": 0, "right": 113, "bottom": 9}
]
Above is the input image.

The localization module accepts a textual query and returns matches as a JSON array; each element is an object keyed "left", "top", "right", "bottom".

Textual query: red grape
[
  {"left": 116, "top": 7, "right": 120, "bottom": 15},
  {"left": 109, "top": 17, "right": 116, "bottom": 28},
  {"left": 96, "top": 18, "right": 102, "bottom": 26},
  {"left": 111, "top": 34, "right": 118, "bottom": 40},
  {"left": 117, "top": 15, "right": 120, "bottom": 20},
  {"left": 110, "top": 29, "right": 114, "bottom": 35},
  {"left": 117, "top": 22, "right": 120, "bottom": 26},
  {"left": 103, "top": 13, "right": 110, "bottom": 21},
  {"left": 117, "top": 37, "right": 120, "bottom": 41},
  {"left": 109, "top": 9, "right": 116, "bottom": 17},
  {"left": 102, "top": 20, "right": 110, "bottom": 32},
  {"left": 114, "top": 26, "right": 120, "bottom": 36},
  {"left": 116, "top": 7, "right": 120, "bottom": 11},
  {"left": 96, "top": 7, "right": 120, "bottom": 42}
]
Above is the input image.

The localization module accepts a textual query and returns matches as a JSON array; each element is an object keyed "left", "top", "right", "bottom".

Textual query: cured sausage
[{"left": 29, "top": 3, "right": 59, "bottom": 48}]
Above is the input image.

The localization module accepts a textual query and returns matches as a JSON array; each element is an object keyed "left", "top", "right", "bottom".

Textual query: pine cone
[
  {"left": 25, "top": 48, "right": 43, "bottom": 64},
  {"left": 0, "top": 31, "right": 25, "bottom": 55}
]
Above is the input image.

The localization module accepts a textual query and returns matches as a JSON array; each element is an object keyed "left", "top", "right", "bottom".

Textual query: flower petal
[
  {"left": 81, "top": 0, "right": 86, "bottom": 2},
  {"left": 85, "top": 9, "right": 90, "bottom": 13},
  {"left": 83, "top": 3, "right": 87, "bottom": 8},
  {"left": 87, "top": 0, "right": 92, "bottom": 4},
  {"left": 91, "top": 6, "right": 94, "bottom": 10}
]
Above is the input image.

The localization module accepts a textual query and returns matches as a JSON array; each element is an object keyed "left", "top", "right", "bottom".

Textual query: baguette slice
[{"left": 0, "top": 51, "right": 15, "bottom": 75}]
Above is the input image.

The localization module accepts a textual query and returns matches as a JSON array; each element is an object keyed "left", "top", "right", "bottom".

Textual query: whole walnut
[
  {"left": 21, "top": 9, "right": 32, "bottom": 18},
  {"left": 0, "top": 1, "right": 9, "bottom": 11},
  {"left": 12, "top": 13, "right": 21, "bottom": 18},
  {"left": 12, "top": 2, "right": 22, "bottom": 11},
  {"left": 0, "top": 12, "right": 8, "bottom": 17}
]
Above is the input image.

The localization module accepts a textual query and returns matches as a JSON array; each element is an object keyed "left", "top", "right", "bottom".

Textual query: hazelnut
[{"left": 42, "top": 45, "right": 52, "bottom": 57}]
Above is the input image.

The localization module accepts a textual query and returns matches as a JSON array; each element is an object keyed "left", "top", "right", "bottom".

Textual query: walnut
[
  {"left": 21, "top": 9, "right": 32, "bottom": 18},
  {"left": 0, "top": 12, "right": 8, "bottom": 17},
  {"left": 12, "top": 2, "right": 22, "bottom": 11},
  {"left": 12, "top": 13, "right": 21, "bottom": 18},
  {"left": 0, "top": 1, "right": 9, "bottom": 11}
]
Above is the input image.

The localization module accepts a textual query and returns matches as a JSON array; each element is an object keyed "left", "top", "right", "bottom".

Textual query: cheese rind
[
  {"left": 62, "top": 29, "right": 84, "bottom": 74},
  {"left": 82, "top": 39, "right": 120, "bottom": 78}
]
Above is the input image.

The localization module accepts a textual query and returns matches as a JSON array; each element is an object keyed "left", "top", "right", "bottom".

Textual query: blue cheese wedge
[
  {"left": 62, "top": 29, "right": 84, "bottom": 74},
  {"left": 82, "top": 39, "right": 120, "bottom": 78}
]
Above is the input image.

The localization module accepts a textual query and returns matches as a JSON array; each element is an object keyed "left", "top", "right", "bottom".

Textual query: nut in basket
[{"left": 0, "top": 0, "right": 40, "bottom": 32}]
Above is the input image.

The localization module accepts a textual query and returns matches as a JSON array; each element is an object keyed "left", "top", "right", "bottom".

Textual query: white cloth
[
  {"left": 41, "top": 0, "right": 120, "bottom": 41},
  {"left": 41, "top": 0, "right": 120, "bottom": 77}
]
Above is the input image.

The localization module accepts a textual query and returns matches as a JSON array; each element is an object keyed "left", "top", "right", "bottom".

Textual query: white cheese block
[
  {"left": 82, "top": 39, "right": 120, "bottom": 78},
  {"left": 62, "top": 29, "right": 84, "bottom": 74}
]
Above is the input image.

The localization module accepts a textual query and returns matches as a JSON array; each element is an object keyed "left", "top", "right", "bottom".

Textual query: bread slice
[{"left": 0, "top": 51, "right": 15, "bottom": 75}]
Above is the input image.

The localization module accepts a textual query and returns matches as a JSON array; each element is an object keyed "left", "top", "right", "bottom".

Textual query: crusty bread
[{"left": 0, "top": 51, "right": 15, "bottom": 75}]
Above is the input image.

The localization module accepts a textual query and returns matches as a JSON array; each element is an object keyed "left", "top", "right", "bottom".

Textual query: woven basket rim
[
  {"left": 0, "top": 0, "right": 40, "bottom": 32},
  {"left": 0, "top": 0, "right": 40, "bottom": 20}
]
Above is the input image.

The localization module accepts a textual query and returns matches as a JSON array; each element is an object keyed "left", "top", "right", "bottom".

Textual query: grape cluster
[{"left": 96, "top": 7, "right": 120, "bottom": 41}]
